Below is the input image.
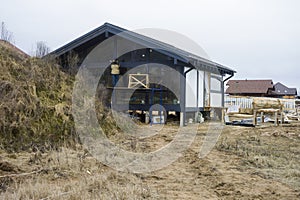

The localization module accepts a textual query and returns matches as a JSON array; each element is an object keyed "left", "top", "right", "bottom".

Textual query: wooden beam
[
  {"left": 128, "top": 74, "right": 149, "bottom": 88},
  {"left": 174, "top": 58, "right": 178, "bottom": 65}
]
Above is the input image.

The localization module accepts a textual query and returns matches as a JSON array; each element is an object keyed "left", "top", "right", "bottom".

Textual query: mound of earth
[{"left": 0, "top": 41, "right": 74, "bottom": 151}]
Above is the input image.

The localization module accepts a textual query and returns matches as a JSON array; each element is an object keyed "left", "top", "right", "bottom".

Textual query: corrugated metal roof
[{"left": 51, "top": 22, "right": 236, "bottom": 75}]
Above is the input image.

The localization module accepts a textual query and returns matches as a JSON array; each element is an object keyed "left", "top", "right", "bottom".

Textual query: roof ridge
[{"left": 228, "top": 79, "right": 273, "bottom": 82}]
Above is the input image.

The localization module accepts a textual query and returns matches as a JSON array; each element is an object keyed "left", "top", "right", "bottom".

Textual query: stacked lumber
[
  {"left": 225, "top": 105, "right": 253, "bottom": 124},
  {"left": 252, "top": 98, "right": 284, "bottom": 126},
  {"left": 227, "top": 113, "right": 253, "bottom": 122},
  {"left": 252, "top": 98, "right": 283, "bottom": 110},
  {"left": 285, "top": 111, "right": 300, "bottom": 121}
]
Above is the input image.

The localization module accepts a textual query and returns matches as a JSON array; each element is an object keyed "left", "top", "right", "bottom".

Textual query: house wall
[
  {"left": 282, "top": 95, "right": 296, "bottom": 99},
  {"left": 204, "top": 71, "right": 210, "bottom": 107},
  {"left": 185, "top": 69, "right": 224, "bottom": 109},
  {"left": 227, "top": 93, "right": 268, "bottom": 97},
  {"left": 210, "top": 74, "right": 223, "bottom": 107},
  {"left": 185, "top": 68, "right": 198, "bottom": 108},
  {"left": 77, "top": 33, "right": 228, "bottom": 116},
  {"left": 198, "top": 71, "right": 204, "bottom": 108}
]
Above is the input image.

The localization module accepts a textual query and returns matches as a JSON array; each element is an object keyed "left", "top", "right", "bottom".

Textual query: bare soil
[{"left": 0, "top": 122, "right": 300, "bottom": 199}]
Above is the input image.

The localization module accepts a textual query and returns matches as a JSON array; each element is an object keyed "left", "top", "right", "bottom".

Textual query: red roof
[{"left": 226, "top": 79, "right": 274, "bottom": 94}]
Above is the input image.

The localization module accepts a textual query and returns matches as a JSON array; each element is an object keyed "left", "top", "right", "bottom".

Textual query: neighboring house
[
  {"left": 225, "top": 79, "right": 274, "bottom": 97},
  {"left": 271, "top": 82, "right": 297, "bottom": 99},
  {"left": 226, "top": 79, "right": 298, "bottom": 100},
  {"left": 50, "top": 22, "right": 236, "bottom": 125}
]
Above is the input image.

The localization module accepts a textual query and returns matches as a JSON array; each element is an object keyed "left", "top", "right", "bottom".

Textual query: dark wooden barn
[{"left": 51, "top": 22, "right": 236, "bottom": 125}]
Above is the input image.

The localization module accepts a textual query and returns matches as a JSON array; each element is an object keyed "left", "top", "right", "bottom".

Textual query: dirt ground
[{"left": 0, "top": 122, "right": 300, "bottom": 199}]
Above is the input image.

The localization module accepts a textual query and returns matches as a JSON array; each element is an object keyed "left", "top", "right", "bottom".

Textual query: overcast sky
[{"left": 1, "top": 0, "right": 299, "bottom": 90}]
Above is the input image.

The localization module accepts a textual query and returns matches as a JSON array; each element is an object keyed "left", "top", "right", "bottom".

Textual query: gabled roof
[
  {"left": 226, "top": 79, "right": 273, "bottom": 94},
  {"left": 51, "top": 22, "right": 235, "bottom": 75},
  {"left": 272, "top": 82, "right": 297, "bottom": 96}
]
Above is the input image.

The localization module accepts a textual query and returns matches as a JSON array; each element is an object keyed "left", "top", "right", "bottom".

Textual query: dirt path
[
  {"left": 140, "top": 140, "right": 299, "bottom": 199},
  {"left": 0, "top": 123, "right": 300, "bottom": 199}
]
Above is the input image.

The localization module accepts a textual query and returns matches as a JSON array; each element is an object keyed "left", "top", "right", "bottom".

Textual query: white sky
[{"left": 1, "top": 0, "right": 300, "bottom": 90}]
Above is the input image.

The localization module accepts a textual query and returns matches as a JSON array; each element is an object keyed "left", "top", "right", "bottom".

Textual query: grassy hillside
[{"left": 0, "top": 41, "right": 75, "bottom": 151}]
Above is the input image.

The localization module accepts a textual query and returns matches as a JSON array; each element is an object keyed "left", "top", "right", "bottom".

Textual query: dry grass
[
  {"left": 216, "top": 123, "right": 300, "bottom": 190},
  {"left": 0, "top": 41, "right": 152, "bottom": 199},
  {"left": 0, "top": 42, "right": 76, "bottom": 151},
  {"left": 0, "top": 147, "right": 157, "bottom": 200},
  {"left": 0, "top": 124, "right": 300, "bottom": 199},
  {"left": 0, "top": 41, "right": 118, "bottom": 151}
]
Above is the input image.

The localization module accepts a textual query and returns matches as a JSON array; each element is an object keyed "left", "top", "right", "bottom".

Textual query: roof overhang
[{"left": 50, "top": 22, "right": 236, "bottom": 76}]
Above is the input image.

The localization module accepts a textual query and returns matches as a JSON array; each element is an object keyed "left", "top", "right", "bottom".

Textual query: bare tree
[
  {"left": 35, "top": 41, "right": 50, "bottom": 58},
  {"left": 66, "top": 51, "right": 79, "bottom": 75},
  {"left": 1, "top": 22, "right": 14, "bottom": 43}
]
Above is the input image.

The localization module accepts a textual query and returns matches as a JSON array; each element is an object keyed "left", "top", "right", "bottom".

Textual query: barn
[{"left": 51, "top": 22, "right": 236, "bottom": 126}]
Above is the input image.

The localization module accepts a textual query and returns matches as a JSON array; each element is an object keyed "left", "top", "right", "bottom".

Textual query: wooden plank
[
  {"left": 128, "top": 74, "right": 149, "bottom": 88},
  {"left": 253, "top": 110, "right": 257, "bottom": 126},
  {"left": 257, "top": 108, "right": 280, "bottom": 112}
]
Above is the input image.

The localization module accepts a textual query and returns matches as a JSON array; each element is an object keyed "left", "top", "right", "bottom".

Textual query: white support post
[
  {"left": 145, "top": 111, "right": 149, "bottom": 124},
  {"left": 180, "top": 112, "right": 184, "bottom": 127},
  {"left": 275, "top": 111, "right": 278, "bottom": 126},
  {"left": 260, "top": 112, "right": 264, "bottom": 124},
  {"left": 253, "top": 110, "right": 257, "bottom": 126}
]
